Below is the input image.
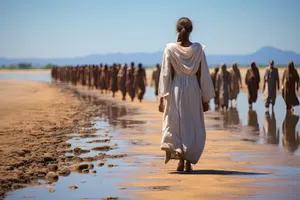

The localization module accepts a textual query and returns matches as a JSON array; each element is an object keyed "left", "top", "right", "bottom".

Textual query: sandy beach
[
  {"left": 84, "top": 85, "right": 300, "bottom": 199},
  {"left": 0, "top": 73, "right": 300, "bottom": 199},
  {"left": 0, "top": 80, "right": 106, "bottom": 198}
]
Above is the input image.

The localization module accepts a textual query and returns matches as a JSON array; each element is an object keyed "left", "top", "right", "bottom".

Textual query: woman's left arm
[{"left": 200, "top": 50, "right": 215, "bottom": 103}]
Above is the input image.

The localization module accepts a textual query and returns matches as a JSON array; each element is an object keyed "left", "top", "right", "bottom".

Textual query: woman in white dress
[{"left": 158, "top": 17, "right": 215, "bottom": 172}]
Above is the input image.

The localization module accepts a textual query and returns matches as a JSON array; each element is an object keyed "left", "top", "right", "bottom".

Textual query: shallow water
[
  {"left": 207, "top": 92, "right": 300, "bottom": 156},
  {"left": 0, "top": 72, "right": 299, "bottom": 155},
  {"left": 5, "top": 89, "right": 151, "bottom": 200},
  {"left": 0, "top": 73, "right": 51, "bottom": 82}
]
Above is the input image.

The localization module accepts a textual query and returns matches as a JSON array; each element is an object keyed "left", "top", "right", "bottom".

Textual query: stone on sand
[
  {"left": 45, "top": 172, "right": 59, "bottom": 183},
  {"left": 57, "top": 168, "right": 71, "bottom": 177},
  {"left": 71, "top": 163, "right": 89, "bottom": 172},
  {"left": 47, "top": 164, "right": 58, "bottom": 172},
  {"left": 97, "top": 161, "right": 105, "bottom": 167},
  {"left": 91, "top": 145, "right": 111, "bottom": 151},
  {"left": 68, "top": 185, "right": 78, "bottom": 190}
]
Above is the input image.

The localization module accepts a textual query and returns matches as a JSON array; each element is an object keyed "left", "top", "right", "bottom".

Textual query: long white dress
[{"left": 158, "top": 42, "right": 215, "bottom": 164}]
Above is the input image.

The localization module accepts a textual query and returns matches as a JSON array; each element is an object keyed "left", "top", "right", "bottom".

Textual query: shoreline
[
  {"left": 82, "top": 83, "right": 300, "bottom": 199},
  {"left": 1, "top": 80, "right": 300, "bottom": 199}
]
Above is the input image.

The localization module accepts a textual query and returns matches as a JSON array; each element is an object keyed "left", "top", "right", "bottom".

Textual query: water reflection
[
  {"left": 282, "top": 113, "right": 300, "bottom": 153},
  {"left": 263, "top": 112, "right": 279, "bottom": 145},
  {"left": 247, "top": 109, "right": 260, "bottom": 133},
  {"left": 72, "top": 90, "right": 146, "bottom": 129},
  {"left": 226, "top": 108, "right": 240, "bottom": 126}
]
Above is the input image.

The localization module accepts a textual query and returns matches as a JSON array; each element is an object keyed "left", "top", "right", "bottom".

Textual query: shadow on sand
[{"left": 169, "top": 169, "right": 270, "bottom": 175}]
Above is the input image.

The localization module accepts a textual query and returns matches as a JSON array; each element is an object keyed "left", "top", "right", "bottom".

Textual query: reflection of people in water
[
  {"left": 247, "top": 109, "right": 259, "bottom": 133},
  {"left": 282, "top": 112, "right": 300, "bottom": 153},
  {"left": 263, "top": 111, "right": 279, "bottom": 145},
  {"left": 223, "top": 107, "right": 240, "bottom": 129}
]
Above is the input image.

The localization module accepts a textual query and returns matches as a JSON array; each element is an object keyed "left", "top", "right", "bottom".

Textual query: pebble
[
  {"left": 47, "top": 164, "right": 58, "bottom": 172},
  {"left": 97, "top": 161, "right": 105, "bottom": 167},
  {"left": 107, "top": 164, "right": 118, "bottom": 168},
  {"left": 88, "top": 164, "right": 94, "bottom": 170},
  {"left": 57, "top": 168, "right": 71, "bottom": 177},
  {"left": 68, "top": 185, "right": 78, "bottom": 190},
  {"left": 45, "top": 172, "right": 58, "bottom": 183},
  {"left": 22, "top": 196, "right": 35, "bottom": 199},
  {"left": 91, "top": 145, "right": 111, "bottom": 151},
  {"left": 71, "top": 163, "right": 89, "bottom": 171},
  {"left": 104, "top": 197, "right": 118, "bottom": 200}
]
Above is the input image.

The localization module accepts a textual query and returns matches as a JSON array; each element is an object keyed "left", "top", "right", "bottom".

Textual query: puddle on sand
[
  {"left": 0, "top": 73, "right": 51, "bottom": 83},
  {"left": 5, "top": 88, "right": 152, "bottom": 200},
  {"left": 240, "top": 165, "right": 300, "bottom": 200},
  {"left": 207, "top": 92, "right": 300, "bottom": 156}
]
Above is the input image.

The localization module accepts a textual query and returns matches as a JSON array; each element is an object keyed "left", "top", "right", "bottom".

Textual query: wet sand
[
  {"left": 87, "top": 88, "right": 300, "bottom": 199},
  {"left": 0, "top": 80, "right": 110, "bottom": 199},
  {"left": 0, "top": 69, "right": 50, "bottom": 74},
  {"left": 1, "top": 73, "right": 300, "bottom": 199}
]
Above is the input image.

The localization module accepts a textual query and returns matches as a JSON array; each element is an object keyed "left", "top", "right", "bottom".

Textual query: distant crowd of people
[
  {"left": 210, "top": 60, "right": 299, "bottom": 112},
  {"left": 51, "top": 59, "right": 299, "bottom": 112},
  {"left": 51, "top": 62, "right": 162, "bottom": 102}
]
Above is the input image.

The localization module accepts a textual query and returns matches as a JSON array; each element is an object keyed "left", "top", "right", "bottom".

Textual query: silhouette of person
[
  {"left": 263, "top": 111, "right": 279, "bottom": 145},
  {"left": 282, "top": 112, "right": 299, "bottom": 153}
]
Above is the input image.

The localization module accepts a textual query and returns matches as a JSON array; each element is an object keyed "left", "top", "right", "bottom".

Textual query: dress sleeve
[
  {"left": 200, "top": 51, "right": 215, "bottom": 102},
  {"left": 158, "top": 47, "right": 172, "bottom": 97}
]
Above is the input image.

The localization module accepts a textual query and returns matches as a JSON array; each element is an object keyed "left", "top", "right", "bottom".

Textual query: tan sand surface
[
  {"left": 0, "top": 80, "right": 95, "bottom": 198},
  {"left": 84, "top": 85, "right": 300, "bottom": 199},
  {"left": 1, "top": 77, "right": 299, "bottom": 199}
]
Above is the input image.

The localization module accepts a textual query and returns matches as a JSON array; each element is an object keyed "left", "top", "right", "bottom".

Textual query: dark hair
[
  {"left": 287, "top": 61, "right": 294, "bottom": 73},
  {"left": 176, "top": 17, "right": 193, "bottom": 43},
  {"left": 288, "top": 61, "right": 294, "bottom": 68}
]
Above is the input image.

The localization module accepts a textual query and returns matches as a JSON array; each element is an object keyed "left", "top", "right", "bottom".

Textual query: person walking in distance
[
  {"left": 216, "top": 64, "right": 231, "bottom": 110},
  {"left": 110, "top": 63, "right": 119, "bottom": 97},
  {"left": 126, "top": 62, "right": 136, "bottom": 101},
  {"left": 210, "top": 66, "right": 220, "bottom": 109},
  {"left": 134, "top": 63, "right": 147, "bottom": 102},
  {"left": 229, "top": 62, "right": 242, "bottom": 107},
  {"left": 151, "top": 64, "right": 161, "bottom": 99},
  {"left": 282, "top": 61, "right": 299, "bottom": 112},
  {"left": 245, "top": 61, "right": 260, "bottom": 109},
  {"left": 118, "top": 64, "right": 127, "bottom": 101},
  {"left": 263, "top": 60, "right": 279, "bottom": 112}
]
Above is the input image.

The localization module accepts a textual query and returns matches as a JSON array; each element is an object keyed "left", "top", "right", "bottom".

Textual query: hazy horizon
[{"left": 1, "top": 0, "right": 300, "bottom": 58}]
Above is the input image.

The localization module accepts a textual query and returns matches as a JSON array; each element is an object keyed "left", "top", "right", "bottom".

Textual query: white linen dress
[{"left": 159, "top": 42, "right": 214, "bottom": 164}]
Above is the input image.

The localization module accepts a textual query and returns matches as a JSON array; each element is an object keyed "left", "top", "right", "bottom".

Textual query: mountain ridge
[{"left": 1, "top": 46, "right": 299, "bottom": 66}]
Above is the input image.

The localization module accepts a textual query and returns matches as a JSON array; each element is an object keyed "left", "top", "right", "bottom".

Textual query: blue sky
[{"left": 0, "top": 0, "right": 299, "bottom": 58}]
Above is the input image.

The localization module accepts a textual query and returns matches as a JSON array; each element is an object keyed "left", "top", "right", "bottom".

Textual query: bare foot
[
  {"left": 185, "top": 161, "right": 192, "bottom": 172},
  {"left": 177, "top": 159, "right": 184, "bottom": 172}
]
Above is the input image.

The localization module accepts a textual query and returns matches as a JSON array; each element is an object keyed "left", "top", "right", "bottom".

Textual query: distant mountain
[{"left": 0, "top": 46, "right": 299, "bottom": 66}]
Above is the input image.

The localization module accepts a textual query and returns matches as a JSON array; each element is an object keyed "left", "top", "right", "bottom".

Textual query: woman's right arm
[{"left": 158, "top": 46, "right": 172, "bottom": 112}]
